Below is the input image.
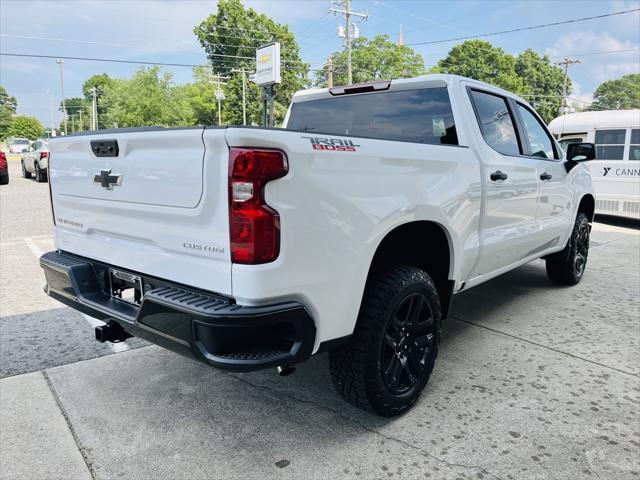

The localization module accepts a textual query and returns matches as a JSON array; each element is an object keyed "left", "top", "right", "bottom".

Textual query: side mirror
[{"left": 567, "top": 142, "right": 595, "bottom": 162}]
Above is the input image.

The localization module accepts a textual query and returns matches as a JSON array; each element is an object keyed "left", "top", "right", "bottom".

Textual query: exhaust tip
[{"left": 277, "top": 365, "right": 296, "bottom": 377}]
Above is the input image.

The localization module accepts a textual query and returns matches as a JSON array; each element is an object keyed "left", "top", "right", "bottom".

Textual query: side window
[
  {"left": 516, "top": 104, "right": 557, "bottom": 159},
  {"left": 470, "top": 90, "right": 520, "bottom": 156},
  {"left": 594, "top": 129, "right": 626, "bottom": 160},
  {"left": 629, "top": 129, "right": 640, "bottom": 160}
]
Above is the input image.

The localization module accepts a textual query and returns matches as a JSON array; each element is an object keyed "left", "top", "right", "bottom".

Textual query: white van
[{"left": 549, "top": 109, "right": 640, "bottom": 220}]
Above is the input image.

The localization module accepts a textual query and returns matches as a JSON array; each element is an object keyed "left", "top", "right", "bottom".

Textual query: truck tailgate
[{"left": 49, "top": 127, "right": 233, "bottom": 296}]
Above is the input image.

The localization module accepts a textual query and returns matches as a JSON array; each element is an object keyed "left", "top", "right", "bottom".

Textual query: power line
[
  {"left": 0, "top": 52, "right": 323, "bottom": 72},
  {"left": 406, "top": 8, "right": 640, "bottom": 46},
  {"left": 548, "top": 47, "right": 640, "bottom": 58},
  {"left": 1, "top": 33, "right": 276, "bottom": 56},
  {"left": 378, "top": 2, "right": 467, "bottom": 35}
]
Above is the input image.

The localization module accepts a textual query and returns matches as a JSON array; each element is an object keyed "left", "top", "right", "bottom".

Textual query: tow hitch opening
[{"left": 95, "top": 320, "right": 132, "bottom": 343}]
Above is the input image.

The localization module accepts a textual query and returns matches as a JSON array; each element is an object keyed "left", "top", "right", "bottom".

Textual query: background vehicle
[
  {"left": 21, "top": 138, "right": 49, "bottom": 182},
  {"left": 40, "top": 75, "right": 596, "bottom": 416},
  {"left": 0, "top": 151, "right": 8, "bottom": 185},
  {"left": 7, "top": 137, "right": 31, "bottom": 154},
  {"left": 549, "top": 109, "right": 640, "bottom": 220}
]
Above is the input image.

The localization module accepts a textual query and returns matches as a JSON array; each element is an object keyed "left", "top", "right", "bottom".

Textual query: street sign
[{"left": 255, "top": 42, "right": 281, "bottom": 86}]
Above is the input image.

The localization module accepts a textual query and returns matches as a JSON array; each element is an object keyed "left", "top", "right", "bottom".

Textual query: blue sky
[{"left": 1, "top": 0, "right": 639, "bottom": 127}]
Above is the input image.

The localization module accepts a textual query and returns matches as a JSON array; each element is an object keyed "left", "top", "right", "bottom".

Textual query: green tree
[
  {"left": 194, "top": 0, "right": 308, "bottom": 125},
  {"left": 515, "top": 49, "right": 566, "bottom": 122},
  {"left": 83, "top": 74, "right": 114, "bottom": 129},
  {"left": 101, "top": 66, "right": 195, "bottom": 128},
  {"left": 179, "top": 67, "right": 224, "bottom": 126},
  {"left": 0, "top": 86, "right": 17, "bottom": 140},
  {"left": 61, "top": 97, "right": 90, "bottom": 132},
  {"left": 7, "top": 115, "right": 44, "bottom": 140},
  {"left": 316, "top": 34, "right": 426, "bottom": 87},
  {"left": 436, "top": 41, "right": 567, "bottom": 122},
  {"left": 82, "top": 73, "right": 113, "bottom": 99},
  {"left": 435, "top": 40, "right": 525, "bottom": 93},
  {"left": 590, "top": 74, "right": 640, "bottom": 110}
]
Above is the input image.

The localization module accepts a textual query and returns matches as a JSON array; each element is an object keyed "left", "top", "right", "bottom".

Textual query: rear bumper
[{"left": 40, "top": 250, "right": 316, "bottom": 371}]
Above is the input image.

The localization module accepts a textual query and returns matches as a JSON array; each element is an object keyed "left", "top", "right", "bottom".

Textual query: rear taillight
[
  {"left": 40, "top": 152, "right": 49, "bottom": 160},
  {"left": 228, "top": 148, "right": 288, "bottom": 264}
]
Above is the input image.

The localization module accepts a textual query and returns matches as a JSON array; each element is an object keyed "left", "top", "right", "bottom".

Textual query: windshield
[
  {"left": 12, "top": 139, "right": 30, "bottom": 145},
  {"left": 287, "top": 87, "right": 458, "bottom": 145}
]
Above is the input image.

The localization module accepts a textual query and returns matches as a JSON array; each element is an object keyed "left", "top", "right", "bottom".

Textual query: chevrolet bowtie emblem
[{"left": 94, "top": 169, "right": 122, "bottom": 189}]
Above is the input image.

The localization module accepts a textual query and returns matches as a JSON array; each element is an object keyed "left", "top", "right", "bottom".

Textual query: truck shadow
[{"left": 595, "top": 214, "right": 640, "bottom": 230}]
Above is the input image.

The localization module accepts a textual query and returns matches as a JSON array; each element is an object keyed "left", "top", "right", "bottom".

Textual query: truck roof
[{"left": 291, "top": 74, "right": 528, "bottom": 105}]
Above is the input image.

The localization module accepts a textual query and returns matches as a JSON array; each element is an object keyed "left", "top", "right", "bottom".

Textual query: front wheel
[
  {"left": 21, "top": 161, "right": 32, "bottom": 179},
  {"left": 329, "top": 265, "right": 441, "bottom": 417},
  {"left": 546, "top": 212, "right": 590, "bottom": 285}
]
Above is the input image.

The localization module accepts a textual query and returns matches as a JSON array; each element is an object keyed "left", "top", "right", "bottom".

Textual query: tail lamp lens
[
  {"left": 40, "top": 152, "right": 49, "bottom": 160},
  {"left": 229, "top": 148, "right": 288, "bottom": 264}
]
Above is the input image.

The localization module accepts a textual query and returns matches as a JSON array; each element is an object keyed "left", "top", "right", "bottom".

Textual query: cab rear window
[{"left": 287, "top": 87, "right": 458, "bottom": 145}]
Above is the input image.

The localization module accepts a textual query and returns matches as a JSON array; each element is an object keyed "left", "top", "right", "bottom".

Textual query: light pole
[
  {"left": 56, "top": 59, "right": 67, "bottom": 135},
  {"left": 45, "top": 90, "right": 54, "bottom": 136}
]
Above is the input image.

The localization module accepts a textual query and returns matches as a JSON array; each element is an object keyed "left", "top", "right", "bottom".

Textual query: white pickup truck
[{"left": 40, "top": 74, "right": 596, "bottom": 416}]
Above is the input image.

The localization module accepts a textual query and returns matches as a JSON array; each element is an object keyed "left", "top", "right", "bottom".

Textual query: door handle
[
  {"left": 490, "top": 170, "right": 508, "bottom": 181},
  {"left": 540, "top": 172, "right": 553, "bottom": 180}
]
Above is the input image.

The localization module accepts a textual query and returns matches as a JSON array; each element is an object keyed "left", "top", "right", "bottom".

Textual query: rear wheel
[
  {"left": 329, "top": 265, "right": 441, "bottom": 417},
  {"left": 21, "top": 160, "right": 32, "bottom": 179},
  {"left": 546, "top": 212, "right": 590, "bottom": 285},
  {"left": 35, "top": 162, "right": 47, "bottom": 183}
]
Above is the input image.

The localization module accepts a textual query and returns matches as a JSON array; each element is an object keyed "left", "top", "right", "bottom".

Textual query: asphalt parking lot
[{"left": 1, "top": 157, "right": 639, "bottom": 480}]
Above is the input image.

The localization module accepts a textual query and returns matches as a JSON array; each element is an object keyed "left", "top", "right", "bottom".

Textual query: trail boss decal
[{"left": 302, "top": 136, "right": 360, "bottom": 152}]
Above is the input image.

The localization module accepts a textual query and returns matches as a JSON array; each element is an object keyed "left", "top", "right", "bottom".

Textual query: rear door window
[
  {"left": 287, "top": 87, "right": 458, "bottom": 145},
  {"left": 469, "top": 90, "right": 521, "bottom": 156}
]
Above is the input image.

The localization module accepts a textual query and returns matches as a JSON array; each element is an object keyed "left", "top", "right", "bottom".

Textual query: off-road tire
[
  {"left": 21, "top": 161, "right": 32, "bottom": 179},
  {"left": 329, "top": 265, "right": 441, "bottom": 417},
  {"left": 546, "top": 212, "right": 590, "bottom": 285},
  {"left": 35, "top": 162, "right": 47, "bottom": 183}
]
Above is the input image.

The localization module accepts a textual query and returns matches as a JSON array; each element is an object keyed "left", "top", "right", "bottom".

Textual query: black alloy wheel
[{"left": 381, "top": 292, "right": 435, "bottom": 395}]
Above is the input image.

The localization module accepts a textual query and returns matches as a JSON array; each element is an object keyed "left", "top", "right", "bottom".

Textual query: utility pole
[
  {"left": 70, "top": 114, "right": 75, "bottom": 133},
  {"left": 331, "top": 0, "right": 367, "bottom": 85},
  {"left": 241, "top": 67, "right": 247, "bottom": 125},
  {"left": 556, "top": 58, "right": 581, "bottom": 113},
  {"left": 56, "top": 59, "right": 67, "bottom": 135},
  {"left": 90, "top": 87, "right": 98, "bottom": 130},
  {"left": 78, "top": 109, "right": 83, "bottom": 132},
  {"left": 231, "top": 68, "right": 252, "bottom": 125},
  {"left": 327, "top": 57, "right": 334, "bottom": 88},
  {"left": 45, "top": 90, "right": 54, "bottom": 136}
]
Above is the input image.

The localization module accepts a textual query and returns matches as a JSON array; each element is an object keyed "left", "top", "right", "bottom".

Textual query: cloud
[
  {"left": 545, "top": 31, "right": 638, "bottom": 58},
  {"left": 568, "top": 80, "right": 594, "bottom": 109},
  {"left": 545, "top": 31, "right": 640, "bottom": 82}
]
